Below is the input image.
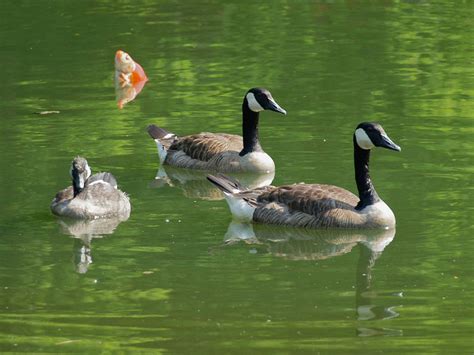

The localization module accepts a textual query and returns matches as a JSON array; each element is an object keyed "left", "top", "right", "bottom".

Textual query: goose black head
[
  {"left": 70, "top": 156, "right": 92, "bottom": 196},
  {"left": 244, "top": 88, "right": 287, "bottom": 115},
  {"left": 354, "top": 122, "right": 401, "bottom": 152}
]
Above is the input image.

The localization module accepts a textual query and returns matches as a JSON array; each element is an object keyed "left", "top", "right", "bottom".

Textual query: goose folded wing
[
  {"left": 169, "top": 133, "right": 243, "bottom": 161},
  {"left": 256, "top": 184, "right": 360, "bottom": 215},
  {"left": 86, "top": 172, "right": 118, "bottom": 189}
]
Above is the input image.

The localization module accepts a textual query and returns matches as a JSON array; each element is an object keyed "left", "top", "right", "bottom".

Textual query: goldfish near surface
[
  {"left": 114, "top": 50, "right": 148, "bottom": 108},
  {"left": 114, "top": 50, "right": 148, "bottom": 85}
]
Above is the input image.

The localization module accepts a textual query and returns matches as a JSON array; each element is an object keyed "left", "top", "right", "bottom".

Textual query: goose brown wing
[
  {"left": 256, "top": 183, "right": 360, "bottom": 215},
  {"left": 234, "top": 185, "right": 276, "bottom": 207},
  {"left": 169, "top": 133, "right": 243, "bottom": 162}
]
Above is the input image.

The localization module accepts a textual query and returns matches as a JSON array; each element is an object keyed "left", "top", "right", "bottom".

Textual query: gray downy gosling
[{"left": 51, "top": 156, "right": 131, "bottom": 219}]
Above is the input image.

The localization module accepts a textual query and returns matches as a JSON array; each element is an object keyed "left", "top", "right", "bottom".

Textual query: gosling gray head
[{"left": 70, "top": 156, "right": 92, "bottom": 196}]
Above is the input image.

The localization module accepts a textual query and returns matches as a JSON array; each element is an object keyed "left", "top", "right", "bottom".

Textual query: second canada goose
[
  {"left": 207, "top": 122, "right": 401, "bottom": 229},
  {"left": 147, "top": 87, "right": 286, "bottom": 173},
  {"left": 51, "top": 157, "right": 131, "bottom": 219}
]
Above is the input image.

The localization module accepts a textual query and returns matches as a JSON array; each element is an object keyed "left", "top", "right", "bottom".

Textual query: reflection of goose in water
[
  {"left": 150, "top": 165, "right": 274, "bottom": 201},
  {"left": 222, "top": 223, "right": 402, "bottom": 335},
  {"left": 353, "top": 241, "right": 403, "bottom": 337},
  {"left": 58, "top": 217, "right": 125, "bottom": 274},
  {"left": 223, "top": 222, "right": 395, "bottom": 258}
]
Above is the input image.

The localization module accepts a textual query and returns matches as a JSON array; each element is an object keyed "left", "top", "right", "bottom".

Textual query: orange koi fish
[
  {"left": 114, "top": 50, "right": 148, "bottom": 85},
  {"left": 114, "top": 50, "right": 148, "bottom": 109}
]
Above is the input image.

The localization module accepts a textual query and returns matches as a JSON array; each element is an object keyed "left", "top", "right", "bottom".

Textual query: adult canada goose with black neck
[
  {"left": 147, "top": 88, "right": 286, "bottom": 173},
  {"left": 208, "top": 122, "right": 401, "bottom": 229},
  {"left": 51, "top": 157, "right": 131, "bottom": 219}
]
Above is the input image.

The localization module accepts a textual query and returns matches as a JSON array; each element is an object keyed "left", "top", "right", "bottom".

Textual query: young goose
[
  {"left": 147, "top": 87, "right": 286, "bottom": 173},
  {"left": 51, "top": 157, "right": 131, "bottom": 219},
  {"left": 207, "top": 122, "right": 401, "bottom": 229}
]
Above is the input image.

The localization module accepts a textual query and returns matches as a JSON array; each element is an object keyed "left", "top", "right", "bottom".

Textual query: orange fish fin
[{"left": 131, "top": 62, "right": 148, "bottom": 83}]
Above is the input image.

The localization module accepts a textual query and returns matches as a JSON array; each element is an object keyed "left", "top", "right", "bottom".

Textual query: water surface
[{"left": 0, "top": 1, "right": 473, "bottom": 353}]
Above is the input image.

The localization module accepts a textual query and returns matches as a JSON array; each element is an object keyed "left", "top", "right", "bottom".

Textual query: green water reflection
[{"left": 0, "top": 0, "right": 472, "bottom": 353}]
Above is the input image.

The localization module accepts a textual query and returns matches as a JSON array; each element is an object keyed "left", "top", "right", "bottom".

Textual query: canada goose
[
  {"left": 51, "top": 157, "right": 131, "bottom": 219},
  {"left": 147, "top": 87, "right": 286, "bottom": 173},
  {"left": 207, "top": 122, "right": 401, "bottom": 229}
]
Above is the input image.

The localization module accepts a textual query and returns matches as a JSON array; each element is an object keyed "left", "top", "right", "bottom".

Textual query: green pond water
[{"left": 0, "top": 1, "right": 473, "bottom": 353}]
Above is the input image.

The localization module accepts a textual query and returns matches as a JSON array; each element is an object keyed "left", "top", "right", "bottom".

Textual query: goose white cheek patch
[
  {"left": 355, "top": 128, "right": 375, "bottom": 150},
  {"left": 246, "top": 92, "right": 264, "bottom": 112}
]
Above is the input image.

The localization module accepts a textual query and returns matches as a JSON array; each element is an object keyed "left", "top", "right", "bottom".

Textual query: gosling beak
[
  {"left": 266, "top": 98, "right": 287, "bottom": 115},
  {"left": 380, "top": 134, "right": 401, "bottom": 152}
]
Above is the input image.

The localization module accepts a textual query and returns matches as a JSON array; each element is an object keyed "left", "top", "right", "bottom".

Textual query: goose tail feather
[
  {"left": 207, "top": 174, "right": 255, "bottom": 222},
  {"left": 207, "top": 174, "right": 246, "bottom": 195},
  {"left": 147, "top": 124, "right": 175, "bottom": 140},
  {"left": 147, "top": 124, "right": 176, "bottom": 164}
]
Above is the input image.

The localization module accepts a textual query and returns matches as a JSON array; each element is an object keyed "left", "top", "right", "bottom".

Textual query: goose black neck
[
  {"left": 354, "top": 135, "right": 380, "bottom": 209},
  {"left": 239, "top": 101, "right": 262, "bottom": 156}
]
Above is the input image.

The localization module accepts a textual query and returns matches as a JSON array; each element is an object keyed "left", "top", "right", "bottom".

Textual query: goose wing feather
[
  {"left": 257, "top": 183, "right": 359, "bottom": 214},
  {"left": 169, "top": 133, "right": 243, "bottom": 162},
  {"left": 86, "top": 172, "right": 118, "bottom": 188},
  {"left": 249, "top": 184, "right": 363, "bottom": 228}
]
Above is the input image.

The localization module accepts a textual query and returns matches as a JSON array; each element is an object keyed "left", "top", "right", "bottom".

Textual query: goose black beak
[
  {"left": 380, "top": 134, "right": 401, "bottom": 152},
  {"left": 266, "top": 99, "right": 287, "bottom": 115}
]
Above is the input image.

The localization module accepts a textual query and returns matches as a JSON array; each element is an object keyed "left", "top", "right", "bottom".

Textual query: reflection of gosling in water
[
  {"left": 58, "top": 217, "right": 124, "bottom": 274},
  {"left": 51, "top": 157, "right": 131, "bottom": 219},
  {"left": 74, "top": 243, "right": 92, "bottom": 274}
]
